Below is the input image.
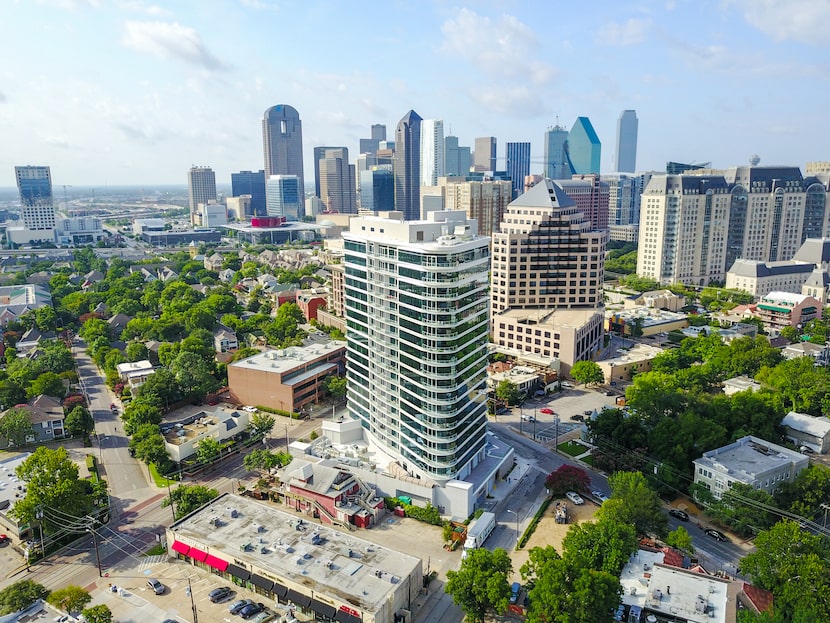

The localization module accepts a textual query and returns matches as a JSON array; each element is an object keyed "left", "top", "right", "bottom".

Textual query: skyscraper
[
  {"left": 359, "top": 166, "right": 394, "bottom": 212},
  {"left": 544, "top": 125, "right": 571, "bottom": 179},
  {"left": 265, "top": 175, "right": 302, "bottom": 220},
  {"left": 567, "top": 117, "right": 601, "bottom": 175},
  {"left": 359, "top": 124, "right": 387, "bottom": 156},
  {"left": 15, "top": 165, "right": 55, "bottom": 232},
  {"left": 317, "top": 148, "right": 356, "bottom": 214},
  {"left": 343, "top": 210, "right": 490, "bottom": 483},
  {"left": 444, "top": 136, "right": 471, "bottom": 176},
  {"left": 187, "top": 166, "right": 217, "bottom": 213},
  {"left": 505, "top": 142, "right": 531, "bottom": 199},
  {"left": 262, "top": 104, "right": 304, "bottom": 192},
  {"left": 420, "top": 119, "right": 445, "bottom": 186},
  {"left": 442, "top": 178, "right": 512, "bottom": 237},
  {"left": 393, "top": 110, "right": 422, "bottom": 220},
  {"left": 556, "top": 175, "right": 610, "bottom": 231},
  {"left": 474, "top": 137, "right": 497, "bottom": 172},
  {"left": 615, "top": 110, "right": 638, "bottom": 173},
  {"left": 231, "top": 170, "right": 266, "bottom": 216}
]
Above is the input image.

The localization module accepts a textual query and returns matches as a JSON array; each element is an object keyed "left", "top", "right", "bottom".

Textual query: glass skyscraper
[
  {"left": 262, "top": 104, "right": 305, "bottom": 193},
  {"left": 543, "top": 125, "right": 571, "bottom": 179},
  {"left": 393, "top": 110, "right": 422, "bottom": 221},
  {"left": 567, "top": 117, "right": 601, "bottom": 175},
  {"left": 15, "top": 165, "right": 55, "bottom": 231},
  {"left": 615, "top": 110, "right": 638, "bottom": 173},
  {"left": 231, "top": 170, "right": 267, "bottom": 216},
  {"left": 265, "top": 175, "right": 302, "bottom": 220},
  {"left": 420, "top": 119, "right": 445, "bottom": 187},
  {"left": 359, "top": 166, "right": 394, "bottom": 212},
  {"left": 505, "top": 142, "right": 531, "bottom": 199}
]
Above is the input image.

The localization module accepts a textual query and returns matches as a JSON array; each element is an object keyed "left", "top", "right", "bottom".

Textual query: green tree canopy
[
  {"left": 665, "top": 525, "right": 695, "bottom": 554},
  {"left": 64, "top": 406, "right": 94, "bottom": 437},
  {"left": 0, "top": 407, "right": 33, "bottom": 447},
  {"left": 445, "top": 547, "right": 512, "bottom": 623},
  {"left": 495, "top": 379, "right": 519, "bottom": 406},
  {"left": 250, "top": 411, "right": 276, "bottom": 437},
  {"left": 569, "top": 360, "right": 604, "bottom": 386},
  {"left": 561, "top": 519, "right": 637, "bottom": 575},
  {"left": 243, "top": 448, "right": 282, "bottom": 477},
  {"left": 28, "top": 372, "right": 66, "bottom": 399},
  {"left": 129, "top": 423, "right": 170, "bottom": 470},
  {"left": 598, "top": 471, "right": 667, "bottom": 538},
  {"left": 81, "top": 604, "right": 113, "bottom": 623},
  {"left": 195, "top": 437, "right": 221, "bottom": 463},
  {"left": 163, "top": 484, "right": 219, "bottom": 520},
  {"left": 0, "top": 580, "right": 49, "bottom": 615},
  {"left": 125, "top": 342, "right": 149, "bottom": 362},
  {"left": 47, "top": 585, "right": 91, "bottom": 614}
]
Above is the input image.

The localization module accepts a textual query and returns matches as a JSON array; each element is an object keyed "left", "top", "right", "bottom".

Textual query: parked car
[
  {"left": 539, "top": 408, "right": 554, "bottom": 415},
  {"left": 147, "top": 579, "right": 165, "bottom": 595},
  {"left": 571, "top": 414, "right": 585, "bottom": 422},
  {"left": 669, "top": 509, "right": 689, "bottom": 521},
  {"left": 705, "top": 528, "right": 729, "bottom": 542},
  {"left": 239, "top": 602, "right": 265, "bottom": 619},
  {"left": 520, "top": 414, "right": 535, "bottom": 422},
  {"left": 0, "top": 534, "right": 9, "bottom": 546},
  {"left": 509, "top": 582, "right": 521, "bottom": 604},
  {"left": 250, "top": 610, "right": 277, "bottom": 623},
  {"left": 591, "top": 490, "right": 609, "bottom": 502},
  {"left": 229, "top": 599, "right": 253, "bottom": 615},
  {"left": 566, "top": 491, "right": 584, "bottom": 505},
  {"left": 209, "top": 586, "right": 234, "bottom": 603}
]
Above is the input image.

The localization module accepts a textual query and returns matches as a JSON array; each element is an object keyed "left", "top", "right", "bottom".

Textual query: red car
[
  {"left": 539, "top": 408, "right": 554, "bottom": 415},
  {"left": 0, "top": 534, "right": 9, "bottom": 546}
]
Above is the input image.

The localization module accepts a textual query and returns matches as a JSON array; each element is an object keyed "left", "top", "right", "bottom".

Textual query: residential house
[
  {"left": 213, "top": 325, "right": 239, "bottom": 353},
  {"left": 107, "top": 313, "right": 133, "bottom": 337},
  {"left": 16, "top": 328, "right": 56, "bottom": 356},
  {"left": 0, "top": 395, "right": 65, "bottom": 447},
  {"left": 116, "top": 360, "right": 156, "bottom": 390},
  {"left": 781, "top": 411, "right": 830, "bottom": 454},
  {"left": 722, "top": 376, "right": 761, "bottom": 396},
  {"left": 781, "top": 341, "right": 830, "bottom": 365},
  {"left": 624, "top": 289, "right": 685, "bottom": 312},
  {"left": 158, "top": 266, "right": 179, "bottom": 282},
  {"left": 204, "top": 253, "right": 223, "bottom": 272},
  {"left": 296, "top": 289, "right": 328, "bottom": 322},
  {"left": 757, "top": 291, "right": 821, "bottom": 330},
  {"left": 219, "top": 268, "right": 236, "bottom": 283}
]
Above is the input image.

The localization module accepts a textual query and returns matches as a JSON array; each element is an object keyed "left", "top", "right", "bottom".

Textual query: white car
[
  {"left": 566, "top": 491, "right": 584, "bottom": 505},
  {"left": 591, "top": 490, "right": 609, "bottom": 502}
]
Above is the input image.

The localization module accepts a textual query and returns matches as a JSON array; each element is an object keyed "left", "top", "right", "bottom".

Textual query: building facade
[
  {"left": 443, "top": 178, "right": 512, "bottom": 238},
  {"left": 343, "top": 210, "right": 490, "bottom": 484},
  {"left": 393, "top": 110, "right": 422, "bottom": 220},
  {"left": 543, "top": 125, "right": 570, "bottom": 180},
  {"left": 444, "top": 135, "right": 471, "bottom": 177},
  {"left": 231, "top": 170, "right": 266, "bottom": 216},
  {"left": 420, "top": 119, "right": 445, "bottom": 187},
  {"left": 567, "top": 117, "right": 601, "bottom": 175},
  {"left": 473, "top": 137, "right": 497, "bottom": 172},
  {"left": 359, "top": 166, "right": 394, "bottom": 212},
  {"left": 614, "top": 109, "right": 638, "bottom": 173},
  {"left": 262, "top": 104, "right": 304, "bottom": 192},
  {"left": 505, "top": 142, "right": 531, "bottom": 200},
  {"left": 187, "top": 166, "right": 217, "bottom": 214},
  {"left": 756, "top": 291, "right": 821, "bottom": 330},
  {"left": 556, "top": 174, "right": 610, "bottom": 231},
  {"left": 11, "top": 166, "right": 56, "bottom": 244},
  {"left": 266, "top": 175, "right": 302, "bottom": 220},
  {"left": 317, "top": 148, "right": 357, "bottom": 214}
]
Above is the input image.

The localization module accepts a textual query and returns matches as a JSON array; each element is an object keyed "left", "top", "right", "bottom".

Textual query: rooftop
[
  {"left": 230, "top": 341, "right": 346, "bottom": 374},
  {"left": 170, "top": 493, "right": 421, "bottom": 614},
  {"left": 695, "top": 436, "right": 808, "bottom": 478},
  {"left": 781, "top": 411, "right": 830, "bottom": 438},
  {"left": 759, "top": 291, "right": 811, "bottom": 305},
  {"left": 606, "top": 306, "right": 688, "bottom": 327},
  {"left": 0, "top": 453, "right": 31, "bottom": 523},
  {"left": 600, "top": 343, "right": 664, "bottom": 365}
]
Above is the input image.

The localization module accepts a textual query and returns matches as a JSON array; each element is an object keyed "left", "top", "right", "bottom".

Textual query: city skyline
[{"left": 1, "top": 1, "right": 828, "bottom": 187}]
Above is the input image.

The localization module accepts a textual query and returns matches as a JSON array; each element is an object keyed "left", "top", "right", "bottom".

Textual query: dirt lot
[{"left": 510, "top": 498, "right": 599, "bottom": 579}]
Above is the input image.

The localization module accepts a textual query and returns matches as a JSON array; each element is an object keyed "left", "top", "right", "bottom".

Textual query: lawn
[
  {"left": 558, "top": 440, "right": 589, "bottom": 457},
  {"left": 149, "top": 463, "right": 177, "bottom": 487}
]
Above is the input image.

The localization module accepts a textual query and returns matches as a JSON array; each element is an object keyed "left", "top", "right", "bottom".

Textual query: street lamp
[{"left": 506, "top": 509, "right": 519, "bottom": 543}]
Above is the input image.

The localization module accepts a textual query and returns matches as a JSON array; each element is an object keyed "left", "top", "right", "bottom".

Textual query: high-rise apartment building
[
  {"left": 474, "top": 137, "right": 497, "bottom": 172},
  {"left": 316, "top": 148, "right": 356, "bottom": 214},
  {"left": 420, "top": 119, "right": 445, "bottom": 186},
  {"left": 556, "top": 174, "right": 610, "bottom": 231},
  {"left": 265, "top": 175, "right": 302, "bottom": 220},
  {"left": 505, "top": 142, "right": 531, "bottom": 199},
  {"left": 359, "top": 166, "right": 394, "bottom": 212},
  {"left": 444, "top": 136, "right": 471, "bottom": 176},
  {"left": 262, "top": 104, "right": 304, "bottom": 192},
  {"left": 614, "top": 110, "right": 638, "bottom": 173},
  {"left": 491, "top": 180, "right": 606, "bottom": 371},
  {"left": 359, "top": 124, "right": 387, "bottom": 156},
  {"left": 231, "top": 170, "right": 266, "bottom": 216},
  {"left": 343, "top": 210, "right": 490, "bottom": 483},
  {"left": 187, "top": 166, "right": 217, "bottom": 214},
  {"left": 637, "top": 166, "right": 830, "bottom": 286},
  {"left": 393, "top": 110, "right": 422, "bottom": 220},
  {"left": 544, "top": 125, "right": 571, "bottom": 179},
  {"left": 602, "top": 173, "right": 648, "bottom": 242},
  {"left": 443, "top": 178, "right": 512, "bottom": 237},
  {"left": 15, "top": 165, "right": 55, "bottom": 232},
  {"left": 567, "top": 117, "right": 601, "bottom": 175}
]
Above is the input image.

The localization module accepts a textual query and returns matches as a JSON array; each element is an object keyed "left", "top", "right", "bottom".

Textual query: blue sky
[{"left": 1, "top": 0, "right": 828, "bottom": 187}]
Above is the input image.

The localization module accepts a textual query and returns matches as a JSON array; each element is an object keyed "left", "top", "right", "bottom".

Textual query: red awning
[
  {"left": 204, "top": 554, "right": 228, "bottom": 571},
  {"left": 171, "top": 540, "right": 190, "bottom": 555},
  {"left": 188, "top": 547, "right": 208, "bottom": 562}
]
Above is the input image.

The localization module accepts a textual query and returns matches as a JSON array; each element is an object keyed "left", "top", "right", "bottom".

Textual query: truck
[{"left": 462, "top": 512, "right": 497, "bottom": 558}]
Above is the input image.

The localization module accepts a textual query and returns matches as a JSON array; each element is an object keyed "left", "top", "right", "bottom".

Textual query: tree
[
  {"left": 598, "top": 471, "right": 667, "bottom": 538},
  {"left": 81, "top": 604, "right": 112, "bottom": 623},
  {"left": 170, "top": 352, "right": 219, "bottom": 399},
  {"left": 0, "top": 380, "right": 26, "bottom": 410},
  {"left": 708, "top": 483, "right": 776, "bottom": 538},
  {"left": 569, "top": 360, "right": 604, "bottom": 386},
  {"left": 0, "top": 580, "right": 49, "bottom": 615},
  {"left": 324, "top": 375, "right": 347, "bottom": 399},
  {"left": 250, "top": 411, "right": 276, "bottom": 437},
  {"left": 195, "top": 437, "right": 221, "bottom": 463},
  {"left": 445, "top": 547, "right": 512, "bottom": 623},
  {"left": 544, "top": 465, "right": 591, "bottom": 497},
  {"left": 665, "top": 525, "right": 695, "bottom": 554},
  {"left": 495, "top": 379, "right": 519, "bottom": 406},
  {"left": 47, "top": 585, "right": 91, "bottom": 614},
  {"left": 64, "top": 406, "right": 94, "bottom": 437},
  {"left": 10, "top": 447, "right": 95, "bottom": 532},
  {"left": 28, "top": 372, "right": 66, "bottom": 399},
  {"left": 0, "top": 407, "right": 33, "bottom": 447},
  {"left": 243, "top": 449, "right": 281, "bottom": 477},
  {"left": 129, "top": 424, "right": 170, "bottom": 469},
  {"left": 122, "top": 399, "right": 163, "bottom": 436},
  {"left": 163, "top": 484, "right": 219, "bottom": 520},
  {"left": 125, "top": 342, "right": 149, "bottom": 362},
  {"left": 561, "top": 519, "right": 637, "bottom": 575},
  {"left": 135, "top": 369, "right": 181, "bottom": 409}
]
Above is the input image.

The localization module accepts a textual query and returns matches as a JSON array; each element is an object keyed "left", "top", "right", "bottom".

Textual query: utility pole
[
  {"left": 87, "top": 517, "right": 102, "bottom": 576},
  {"left": 187, "top": 577, "right": 198, "bottom": 623}
]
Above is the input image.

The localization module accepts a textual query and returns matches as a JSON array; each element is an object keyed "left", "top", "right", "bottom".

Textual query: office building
[
  {"left": 474, "top": 137, "right": 497, "bottom": 172},
  {"left": 231, "top": 170, "right": 266, "bottom": 216},
  {"left": 194, "top": 202, "right": 227, "bottom": 228},
  {"left": 420, "top": 119, "right": 445, "bottom": 186},
  {"left": 666, "top": 161, "right": 710, "bottom": 174},
  {"left": 262, "top": 104, "right": 304, "bottom": 192},
  {"left": 491, "top": 180, "right": 606, "bottom": 371},
  {"left": 567, "top": 117, "right": 601, "bottom": 175},
  {"left": 444, "top": 136, "right": 471, "bottom": 176},
  {"left": 637, "top": 167, "right": 830, "bottom": 286},
  {"left": 226, "top": 195, "right": 252, "bottom": 220},
  {"left": 313, "top": 146, "right": 339, "bottom": 200},
  {"left": 359, "top": 166, "right": 394, "bottom": 212},
  {"left": 359, "top": 123, "right": 386, "bottom": 156},
  {"left": 265, "top": 175, "right": 302, "bottom": 220},
  {"left": 505, "top": 142, "right": 531, "bottom": 199},
  {"left": 316, "top": 148, "right": 356, "bottom": 214},
  {"left": 614, "top": 109, "right": 638, "bottom": 173},
  {"left": 543, "top": 125, "right": 571, "bottom": 179},
  {"left": 343, "top": 210, "right": 490, "bottom": 484},
  {"left": 442, "top": 177, "right": 512, "bottom": 238},
  {"left": 393, "top": 110, "right": 422, "bottom": 220},
  {"left": 187, "top": 166, "right": 217, "bottom": 215},
  {"left": 603, "top": 173, "right": 647, "bottom": 242},
  {"left": 556, "top": 174, "right": 609, "bottom": 231},
  {"left": 10, "top": 166, "right": 56, "bottom": 245}
]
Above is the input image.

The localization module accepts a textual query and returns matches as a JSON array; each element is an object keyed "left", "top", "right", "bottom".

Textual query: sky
[{"left": 1, "top": 0, "right": 829, "bottom": 188}]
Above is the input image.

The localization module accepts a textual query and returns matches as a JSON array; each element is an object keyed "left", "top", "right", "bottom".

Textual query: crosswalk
[{"left": 134, "top": 554, "right": 166, "bottom": 572}]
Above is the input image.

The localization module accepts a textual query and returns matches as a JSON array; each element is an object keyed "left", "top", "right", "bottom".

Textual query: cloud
[
  {"left": 469, "top": 86, "right": 547, "bottom": 118},
  {"left": 597, "top": 18, "right": 652, "bottom": 46},
  {"left": 0, "top": 92, "right": 6, "bottom": 103},
  {"left": 121, "top": 21, "right": 227, "bottom": 70},
  {"left": 733, "top": 0, "right": 830, "bottom": 46},
  {"left": 239, "top": 0, "right": 279, "bottom": 11},
  {"left": 42, "top": 135, "right": 72, "bottom": 149},
  {"left": 440, "top": 9, "right": 558, "bottom": 84},
  {"left": 35, "top": 0, "right": 100, "bottom": 8},
  {"left": 118, "top": 1, "right": 171, "bottom": 16}
]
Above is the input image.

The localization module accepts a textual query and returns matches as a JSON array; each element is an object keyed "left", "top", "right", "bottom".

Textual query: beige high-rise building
[
  {"left": 490, "top": 179, "right": 606, "bottom": 372},
  {"left": 443, "top": 178, "right": 512, "bottom": 237}
]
